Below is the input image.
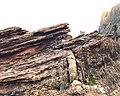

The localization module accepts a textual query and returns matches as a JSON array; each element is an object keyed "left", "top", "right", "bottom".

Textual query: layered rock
[
  {"left": 0, "top": 23, "right": 120, "bottom": 96},
  {"left": 56, "top": 31, "right": 120, "bottom": 87},
  {"left": 0, "top": 23, "right": 71, "bottom": 94}
]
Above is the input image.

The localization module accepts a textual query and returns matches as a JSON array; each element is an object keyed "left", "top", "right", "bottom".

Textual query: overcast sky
[{"left": 0, "top": 0, "right": 120, "bottom": 37}]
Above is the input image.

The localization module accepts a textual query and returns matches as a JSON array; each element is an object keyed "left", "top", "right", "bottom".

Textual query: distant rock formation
[
  {"left": 0, "top": 24, "right": 120, "bottom": 96},
  {"left": 99, "top": 3, "right": 120, "bottom": 41}
]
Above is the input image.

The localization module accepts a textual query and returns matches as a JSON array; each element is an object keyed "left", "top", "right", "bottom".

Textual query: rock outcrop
[
  {"left": 99, "top": 3, "right": 120, "bottom": 41},
  {"left": 0, "top": 23, "right": 120, "bottom": 96}
]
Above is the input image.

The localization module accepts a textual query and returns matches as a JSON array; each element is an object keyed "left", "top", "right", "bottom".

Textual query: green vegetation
[
  {"left": 85, "top": 69, "right": 96, "bottom": 86},
  {"left": 19, "top": 91, "right": 26, "bottom": 95}
]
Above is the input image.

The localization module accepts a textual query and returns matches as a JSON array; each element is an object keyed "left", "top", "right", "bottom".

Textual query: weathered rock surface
[
  {"left": 56, "top": 31, "right": 120, "bottom": 91},
  {"left": 0, "top": 23, "right": 71, "bottom": 94},
  {"left": 99, "top": 3, "right": 120, "bottom": 41},
  {"left": 0, "top": 23, "right": 120, "bottom": 96}
]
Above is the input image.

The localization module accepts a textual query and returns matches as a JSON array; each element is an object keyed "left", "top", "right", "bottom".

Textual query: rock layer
[{"left": 0, "top": 23, "right": 120, "bottom": 95}]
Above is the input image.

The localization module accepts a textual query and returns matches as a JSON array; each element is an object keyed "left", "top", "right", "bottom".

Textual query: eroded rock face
[
  {"left": 99, "top": 3, "right": 120, "bottom": 41},
  {"left": 56, "top": 31, "right": 120, "bottom": 89},
  {"left": 0, "top": 23, "right": 71, "bottom": 94},
  {"left": 0, "top": 24, "right": 120, "bottom": 96}
]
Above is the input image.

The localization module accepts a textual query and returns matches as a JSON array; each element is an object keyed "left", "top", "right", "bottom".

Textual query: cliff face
[
  {"left": 0, "top": 23, "right": 120, "bottom": 96},
  {"left": 99, "top": 3, "right": 120, "bottom": 41}
]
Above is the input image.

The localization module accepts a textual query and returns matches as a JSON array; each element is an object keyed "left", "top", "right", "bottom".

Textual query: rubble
[{"left": 0, "top": 23, "right": 120, "bottom": 96}]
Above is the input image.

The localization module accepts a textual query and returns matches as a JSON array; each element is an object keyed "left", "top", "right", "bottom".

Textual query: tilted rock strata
[
  {"left": 0, "top": 23, "right": 71, "bottom": 94},
  {"left": 0, "top": 23, "right": 120, "bottom": 95}
]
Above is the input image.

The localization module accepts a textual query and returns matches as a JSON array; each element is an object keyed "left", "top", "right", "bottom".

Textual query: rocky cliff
[
  {"left": 99, "top": 3, "right": 120, "bottom": 41},
  {"left": 0, "top": 23, "right": 120, "bottom": 96}
]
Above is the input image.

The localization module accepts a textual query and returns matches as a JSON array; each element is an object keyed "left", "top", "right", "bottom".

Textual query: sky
[{"left": 0, "top": 0, "right": 120, "bottom": 37}]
